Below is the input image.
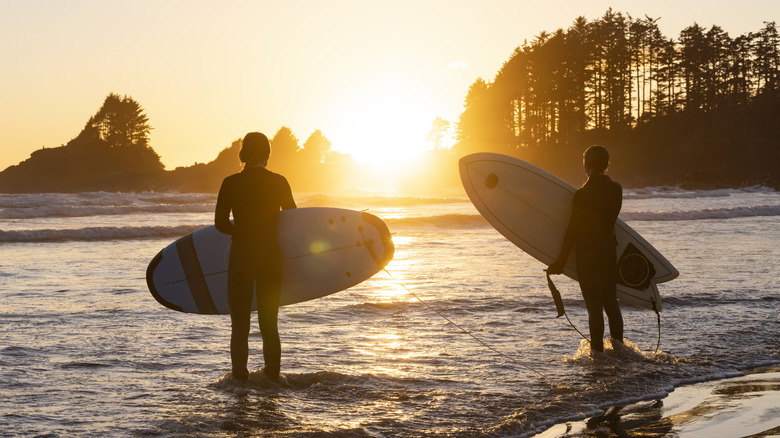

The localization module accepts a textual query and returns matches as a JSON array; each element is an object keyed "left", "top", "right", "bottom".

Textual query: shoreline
[
  {"left": 533, "top": 364, "right": 780, "bottom": 438},
  {"left": 1, "top": 183, "right": 779, "bottom": 196}
]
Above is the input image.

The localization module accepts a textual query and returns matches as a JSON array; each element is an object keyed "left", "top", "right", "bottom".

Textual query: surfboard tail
[
  {"left": 146, "top": 250, "right": 185, "bottom": 312},
  {"left": 361, "top": 211, "right": 395, "bottom": 269}
]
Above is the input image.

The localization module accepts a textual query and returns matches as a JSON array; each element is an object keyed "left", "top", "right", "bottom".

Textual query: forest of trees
[
  {"left": 451, "top": 10, "right": 780, "bottom": 187},
  {"left": 1, "top": 10, "right": 778, "bottom": 193},
  {"left": 456, "top": 11, "right": 779, "bottom": 151}
]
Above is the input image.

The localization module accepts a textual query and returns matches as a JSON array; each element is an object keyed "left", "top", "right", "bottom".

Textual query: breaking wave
[
  {"left": 620, "top": 204, "right": 780, "bottom": 221},
  {"left": 0, "top": 203, "right": 214, "bottom": 219},
  {"left": 0, "top": 225, "right": 204, "bottom": 243},
  {"left": 3, "top": 203, "right": 777, "bottom": 242},
  {"left": 386, "top": 205, "right": 780, "bottom": 228},
  {"left": 623, "top": 185, "right": 776, "bottom": 200},
  {"left": 0, "top": 192, "right": 216, "bottom": 219}
]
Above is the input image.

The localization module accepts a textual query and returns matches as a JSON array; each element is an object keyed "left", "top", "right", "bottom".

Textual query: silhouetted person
[
  {"left": 215, "top": 132, "right": 297, "bottom": 381},
  {"left": 548, "top": 145, "right": 623, "bottom": 353}
]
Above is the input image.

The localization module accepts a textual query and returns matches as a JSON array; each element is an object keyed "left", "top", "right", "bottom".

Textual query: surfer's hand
[{"left": 547, "top": 261, "right": 564, "bottom": 275}]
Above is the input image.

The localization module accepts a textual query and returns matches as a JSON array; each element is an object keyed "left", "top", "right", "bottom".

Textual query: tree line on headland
[
  {"left": 1, "top": 9, "right": 778, "bottom": 194},
  {"left": 451, "top": 10, "right": 780, "bottom": 188},
  {"left": 0, "top": 94, "right": 366, "bottom": 194}
]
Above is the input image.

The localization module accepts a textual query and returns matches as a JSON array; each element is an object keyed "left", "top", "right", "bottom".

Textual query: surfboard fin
[{"left": 545, "top": 271, "right": 566, "bottom": 318}]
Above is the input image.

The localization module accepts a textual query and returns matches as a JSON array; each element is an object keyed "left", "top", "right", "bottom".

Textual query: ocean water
[{"left": 0, "top": 187, "right": 778, "bottom": 437}]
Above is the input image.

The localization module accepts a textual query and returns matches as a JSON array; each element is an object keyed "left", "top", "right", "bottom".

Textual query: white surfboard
[
  {"left": 146, "top": 207, "right": 394, "bottom": 314},
  {"left": 460, "top": 153, "right": 678, "bottom": 311}
]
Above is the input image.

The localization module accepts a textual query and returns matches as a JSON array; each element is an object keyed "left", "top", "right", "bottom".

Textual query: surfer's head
[
  {"left": 240, "top": 132, "right": 271, "bottom": 165},
  {"left": 583, "top": 145, "right": 609, "bottom": 175}
]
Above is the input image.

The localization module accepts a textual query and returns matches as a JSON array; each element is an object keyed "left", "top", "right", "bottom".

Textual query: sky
[{"left": 1, "top": 0, "right": 778, "bottom": 172}]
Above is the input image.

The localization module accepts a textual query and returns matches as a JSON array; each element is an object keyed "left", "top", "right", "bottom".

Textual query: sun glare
[{"left": 331, "top": 77, "right": 436, "bottom": 173}]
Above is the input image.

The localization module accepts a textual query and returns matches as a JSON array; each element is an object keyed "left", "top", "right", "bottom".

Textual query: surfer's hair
[
  {"left": 240, "top": 132, "right": 271, "bottom": 164},
  {"left": 584, "top": 145, "right": 609, "bottom": 174}
]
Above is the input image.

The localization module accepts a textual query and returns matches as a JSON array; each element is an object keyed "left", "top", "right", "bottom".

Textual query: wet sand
[{"left": 535, "top": 365, "right": 780, "bottom": 438}]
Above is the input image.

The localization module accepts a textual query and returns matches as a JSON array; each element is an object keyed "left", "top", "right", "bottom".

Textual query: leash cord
[
  {"left": 563, "top": 311, "right": 591, "bottom": 344},
  {"left": 545, "top": 271, "right": 590, "bottom": 344},
  {"left": 383, "top": 269, "right": 551, "bottom": 382},
  {"left": 652, "top": 299, "right": 661, "bottom": 353},
  {"left": 548, "top": 271, "right": 663, "bottom": 353}
]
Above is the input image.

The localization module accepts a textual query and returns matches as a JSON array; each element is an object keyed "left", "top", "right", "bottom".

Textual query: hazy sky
[{"left": 1, "top": 0, "right": 778, "bottom": 171}]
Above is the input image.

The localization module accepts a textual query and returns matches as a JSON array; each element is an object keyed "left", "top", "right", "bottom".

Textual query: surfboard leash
[
  {"left": 651, "top": 299, "right": 661, "bottom": 353},
  {"left": 545, "top": 271, "right": 591, "bottom": 344},
  {"left": 383, "top": 269, "right": 552, "bottom": 383},
  {"left": 547, "top": 271, "right": 664, "bottom": 354}
]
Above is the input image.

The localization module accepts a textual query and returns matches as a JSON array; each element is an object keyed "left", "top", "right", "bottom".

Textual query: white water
[{"left": 1, "top": 187, "right": 778, "bottom": 436}]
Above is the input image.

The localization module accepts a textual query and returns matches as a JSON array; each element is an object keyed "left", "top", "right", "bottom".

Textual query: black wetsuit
[
  {"left": 556, "top": 174, "right": 623, "bottom": 352},
  {"left": 215, "top": 166, "right": 296, "bottom": 380}
]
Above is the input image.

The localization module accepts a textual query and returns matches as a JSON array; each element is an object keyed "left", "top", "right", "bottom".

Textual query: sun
[{"left": 329, "top": 76, "right": 437, "bottom": 173}]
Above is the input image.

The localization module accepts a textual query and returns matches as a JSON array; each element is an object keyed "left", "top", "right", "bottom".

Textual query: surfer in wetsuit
[
  {"left": 215, "top": 132, "right": 297, "bottom": 382},
  {"left": 547, "top": 145, "right": 623, "bottom": 353}
]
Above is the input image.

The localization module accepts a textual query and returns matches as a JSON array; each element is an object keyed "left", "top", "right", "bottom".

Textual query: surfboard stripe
[{"left": 176, "top": 234, "right": 218, "bottom": 314}]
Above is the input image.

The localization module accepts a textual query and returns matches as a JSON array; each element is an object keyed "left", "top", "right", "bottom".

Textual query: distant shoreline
[
  {"left": 1, "top": 177, "right": 778, "bottom": 195},
  {"left": 0, "top": 181, "right": 777, "bottom": 195},
  {"left": 3, "top": 88, "right": 778, "bottom": 194}
]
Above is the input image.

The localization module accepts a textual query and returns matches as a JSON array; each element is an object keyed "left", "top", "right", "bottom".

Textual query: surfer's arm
[
  {"left": 606, "top": 182, "right": 622, "bottom": 245},
  {"left": 280, "top": 177, "right": 297, "bottom": 210},
  {"left": 214, "top": 179, "right": 235, "bottom": 235},
  {"left": 612, "top": 182, "right": 622, "bottom": 223}
]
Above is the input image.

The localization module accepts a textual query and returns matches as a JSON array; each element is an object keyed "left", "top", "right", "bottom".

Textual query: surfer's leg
[
  {"left": 579, "top": 274, "right": 605, "bottom": 352},
  {"left": 577, "top": 255, "right": 606, "bottom": 352},
  {"left": 227, "top": 247, "right": 254, "bottom": 380},
  {"left": 602, "top": 264, "right": 623, "bottom": 344},
  {"left": 256, "top": 263, "right": 282, "bottom": 381},
  {"left": 257, "top": 304, "right": 280, "bottom": 381}
]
